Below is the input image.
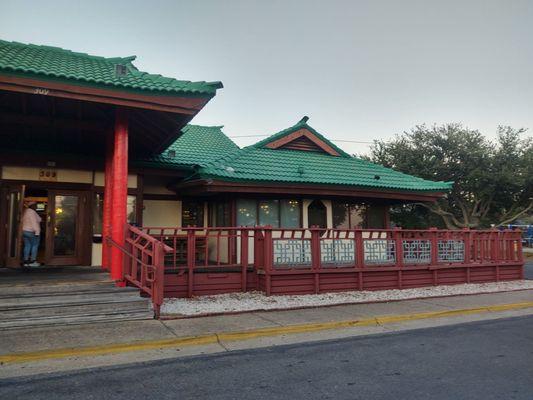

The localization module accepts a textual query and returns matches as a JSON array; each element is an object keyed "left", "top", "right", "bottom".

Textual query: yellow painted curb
[{"left": 1, "top": 301, "right": 532, "bottom": 365}]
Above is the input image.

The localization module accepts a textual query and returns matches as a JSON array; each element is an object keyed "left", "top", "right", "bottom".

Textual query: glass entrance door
[
  {"left": 45, "top": 190, "right": 88, "bottom": 266},
  {"left": 3, "top": 185, "right": 25, "bottom": 268}
]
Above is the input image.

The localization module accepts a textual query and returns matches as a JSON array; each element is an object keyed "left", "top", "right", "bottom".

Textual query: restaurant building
[{"left": 0, "top": 40, "right": 523, "bottom": 315}]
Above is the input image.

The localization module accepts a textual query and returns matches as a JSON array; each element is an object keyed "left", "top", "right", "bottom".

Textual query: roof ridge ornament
[{"left": 298, "top": 116, "right": 309, "bottom": 124}]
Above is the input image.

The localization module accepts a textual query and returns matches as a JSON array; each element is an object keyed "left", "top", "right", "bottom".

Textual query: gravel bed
[{"left": 160, "top": 280, "right": 533, "bottom": 316}]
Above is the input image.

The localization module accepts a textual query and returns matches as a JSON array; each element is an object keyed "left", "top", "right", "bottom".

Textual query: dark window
[
  {"left": 332, "top": 202, "right": 366, "bottom": 229},
  {"left": 93, "top": 194, "right": 136, "bottom": 235},
  {"left": 182, "top": 200, "right": 204, "bottom": 227},
  {"left": 280, "top": 200, "right": 301, "bottom": 228},
  {"left": 236, "top": 199, "right": 302, "bottom": 228},
  {"left": 365, "top": 205, "right": 386, "bottom": 229},
  {"left": 259, "top": 200, "right": 280, "bottom": 227},
  {"left": 308, "top": 200, "right": 327, "bottom": 228},
  {"left": 209, "top": 201, "right": 231, "bottom": 227},
  {"left": 236, "top": 199, "right": 257, "bottom": 227}
]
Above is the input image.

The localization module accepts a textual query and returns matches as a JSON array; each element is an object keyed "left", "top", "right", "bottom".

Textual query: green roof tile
[
  {"left": 197, "top": 147, "right": 452, "bottom": 191},
  {"left": 136, "top": 124, "right": 239, "bottom": 169},
  {"left": 191, "top": 119, "right": 453, "bottom": 192},
  {"left": 250, "top": 116, "right": 352, "bottom": 157},
  {"left": 0, "top": 39, "right": 222, "bottom": 96}
]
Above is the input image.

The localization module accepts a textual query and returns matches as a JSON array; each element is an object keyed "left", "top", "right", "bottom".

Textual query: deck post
[
  {"left": 186, "top": 229, "right": 196, "bottom": 297},
  {"left": 240, "top": 228, "right": 249, "bottom": 292},
  {"left": 394, "top": 228, "right": 403, "bottom": 288},
  {"left": 102, "top": 131, "right": 114, "bottom": 270},
  {"left": 311, "top": 228, "right": 321, "bottom": 294},
  {"left": 263, "top": 227, "right": 273, "bottom": 296},
  {"left": 110, "top": 107, "right": 129, "bottom": 284}
]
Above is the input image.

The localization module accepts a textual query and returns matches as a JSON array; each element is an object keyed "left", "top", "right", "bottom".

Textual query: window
[
  {"left": 280, "top": 200, "right": 300, "bottom": 228},
  {"left": 332, "top": 202, "right": 366, "bottom": 229},
  {"left": 182, "top": 200, "right": 205, "bottom": 227},
  {"left": 236, "top": 199, "right": 302, "bottom": 228},
  {"left": 93, "top": 194, "right": 136, "bottom": 235},
  {"left": 308, "top": 200, "right": 327, "bottom": 228},
  {"left": 259, "top": 200, "right": 279, "bottom": 227},
  {"left": 365, "top": 205, "right": 386, "bottom": 229},
  {"left": 209, "top": 201, "right": 231, "bottom": 227},
  {"left": 236, "top": 199, "right": 257, "bottom": 227}
]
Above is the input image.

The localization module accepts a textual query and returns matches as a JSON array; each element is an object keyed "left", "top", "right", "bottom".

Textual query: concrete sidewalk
[{"left": 1, "top": 289, "right": 532, "bottom": 378}]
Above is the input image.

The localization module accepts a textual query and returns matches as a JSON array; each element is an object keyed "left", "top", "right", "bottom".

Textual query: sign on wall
[{"left": 39, "top": 169, "right": 58, "bottom": 181}]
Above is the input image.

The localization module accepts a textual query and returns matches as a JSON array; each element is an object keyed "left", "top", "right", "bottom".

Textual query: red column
[
  {"left": 101, "top": 131, "right": 114, "bottom": 270},
  {"left": 110, "top": 108, "right": 129, "bottom": 283}
]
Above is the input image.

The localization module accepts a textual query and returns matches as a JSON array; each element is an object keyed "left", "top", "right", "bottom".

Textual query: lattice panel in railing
[
  {"left": 364, "top": 239, "right": 396, "bottom": 264},
  {"left": 320, "top": 239, "right": 355, "bottom": 266},
  {"left": 273, "top": 239, "right": 312, "bottom": 267},
  {"left": 402, "top": 239, "right": 431, "bottom": 264},
  {"left": 438, "top": 240, "right": 465, "bottom": 262}
]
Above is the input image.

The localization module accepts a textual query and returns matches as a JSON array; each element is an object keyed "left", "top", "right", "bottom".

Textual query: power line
[{"left": 228, "top": 134, "right": 373, "bottom": 144}]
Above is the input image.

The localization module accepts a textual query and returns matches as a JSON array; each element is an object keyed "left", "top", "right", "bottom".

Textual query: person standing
[{"left": 22, "top": 201, "right": 42, "bottom": 267}]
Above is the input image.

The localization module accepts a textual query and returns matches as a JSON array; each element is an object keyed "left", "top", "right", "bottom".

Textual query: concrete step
[
  {"left": 0, "top": 310, "right": 152, "bottom": 330},
  {"left": 0, "top": 278, "right": 153, "bottom": 330},
  {"left": 0, "top": 299, "right": 150, "bottom": 320}
]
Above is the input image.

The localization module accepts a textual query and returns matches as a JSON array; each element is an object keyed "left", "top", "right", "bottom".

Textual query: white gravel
[{"left": 160, "top": 280, "right": 533, "bottom": 316}]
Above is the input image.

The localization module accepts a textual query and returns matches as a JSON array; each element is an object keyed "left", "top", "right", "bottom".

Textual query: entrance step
[{"left": 0, "top": 279, "right": 153, "bottom": 330}]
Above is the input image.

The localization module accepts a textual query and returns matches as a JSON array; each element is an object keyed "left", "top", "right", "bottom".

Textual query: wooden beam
[
  {"left": 265, "top": 128, "right": 341, "bottom": 156},
  {"left": 0, "top": 75, "right": 212, "bottom": 114},
  {"left": 176, "top": 179, "right": 445, "bottom": 202},
  {"left": 0, "top": 110, "right": 109, "bottom": 133}
]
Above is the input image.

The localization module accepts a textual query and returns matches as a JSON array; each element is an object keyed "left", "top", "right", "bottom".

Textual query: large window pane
[
  {"left": 236, "top": 199, "right": 257, "bottom": 226},
  {"left": 280, "top": 200, "right": 300, "bottom": 228},
  {"left": 349, "top": 205, "right": 365, "bottom": 228},
  {"left": 209, "top": 201, "right": 231, "bottom": 227},
  {"left": 366, "top": 206, "right": 386, "bottom": 228},
  {"left": 182, "top": 200, "right": 204, "bottom": 227},
  {"left": 332, "top": 202, "right": 350, "bottom": 229},
  {"left": 259, "top": 200, "right": 280, "bottom": 227},
  {"left": 93, "top": 194, "right": 137, "bottom": 235}
]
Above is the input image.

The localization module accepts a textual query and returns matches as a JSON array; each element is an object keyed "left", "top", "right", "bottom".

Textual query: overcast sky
[{"left": 1, "top": 0, "right": 532, "bottom": 154}]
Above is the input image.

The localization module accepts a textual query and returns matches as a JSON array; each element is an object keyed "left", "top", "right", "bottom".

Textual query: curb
[{"left": 1, "top": 301, "right": 533, "bottom": 365}]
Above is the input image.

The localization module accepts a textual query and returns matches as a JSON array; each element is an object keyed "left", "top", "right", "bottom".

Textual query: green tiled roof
[
  {"left": 250, "top": 116, "right": 352, "bottom": 158},
  {"left": 197, "top": 147, "right": 452, "bottom": 191},
  {"left": 191, "top": 119, "right": 452, "bottom": 192},
  {"left": 0, "top": 39, "right": 222, "bottom": 96},
  {"left": 136, "top": 124, "right": 239, "bottom": 169},
  {"left": 139, "top": 119, "right": 452, "bottom": 193}
]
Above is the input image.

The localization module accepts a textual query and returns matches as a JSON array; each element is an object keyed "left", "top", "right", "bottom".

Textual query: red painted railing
[
  {"left": 139, "top": 226, "right": 523, "bottom": 298},
  {"left": 107, "top": 225, "right": 173, "bottom": 317}
]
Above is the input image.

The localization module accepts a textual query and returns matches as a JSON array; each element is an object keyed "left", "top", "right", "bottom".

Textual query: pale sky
[{"left": 1, "top": 0, "right": 532, "bottom": 154}]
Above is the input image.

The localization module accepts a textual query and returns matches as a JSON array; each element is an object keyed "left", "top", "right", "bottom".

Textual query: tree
[{"left": 368, "top": 124, "right": 532, "bottom": 229}]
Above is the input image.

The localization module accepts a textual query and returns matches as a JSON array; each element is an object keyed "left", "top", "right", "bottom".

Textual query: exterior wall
[
  {"left": 2, "top": 166, "right": 92, "bottom": 183},
  {"left": 93, "top": 172, "right": 138, "bottom": 188},
  {"left": 143, "top": 200, "right": 181, "bottom": 227}
]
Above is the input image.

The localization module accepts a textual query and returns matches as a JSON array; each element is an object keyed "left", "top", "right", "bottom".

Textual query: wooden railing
[
  {"left": 107, "top": 224, "right": 173, "bottom": 317},
  {"left": 138, "top": 226, "right": 524, "bottom": 298}
]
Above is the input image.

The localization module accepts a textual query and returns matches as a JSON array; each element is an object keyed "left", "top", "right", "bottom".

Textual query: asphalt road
[{"left": 1, "top": 316, "right": 532, "bottom": 400}]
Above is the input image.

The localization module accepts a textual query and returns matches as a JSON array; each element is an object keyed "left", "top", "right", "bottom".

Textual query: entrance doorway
[{"left": 1, "top": 185, "right": 91, "bottom": 268}]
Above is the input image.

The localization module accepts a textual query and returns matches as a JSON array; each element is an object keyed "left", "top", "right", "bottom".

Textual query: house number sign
[{"left": 39, "top": 169, "right": 57, "bottom": 181}]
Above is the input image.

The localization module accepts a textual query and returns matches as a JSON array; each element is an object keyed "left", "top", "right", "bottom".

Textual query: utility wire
[{"left": 228, "top": 134, "right": 373, "bottom": 144}]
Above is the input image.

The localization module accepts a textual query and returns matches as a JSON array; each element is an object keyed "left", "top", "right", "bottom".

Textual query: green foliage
[{"left": 368, "top": 124, "right": 532, "bottom": 228}]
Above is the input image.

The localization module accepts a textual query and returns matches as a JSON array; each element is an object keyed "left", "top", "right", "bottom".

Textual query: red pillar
[
  {"left": 101, "top": 131, "right": 114, "bottom": 270},
  {"left": 110, "top": 108, "right": 129, "bottom": 283}
]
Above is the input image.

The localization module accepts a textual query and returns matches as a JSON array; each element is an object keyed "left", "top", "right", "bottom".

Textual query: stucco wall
[{"left": 143, "top": 200, "right": 181, "bottom": 227}]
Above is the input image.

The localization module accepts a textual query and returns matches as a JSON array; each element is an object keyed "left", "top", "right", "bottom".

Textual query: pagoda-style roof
[
  {"left": 144, "top": 118, "right": 452, "bottom": 198},
  {"left": 0, "top": 40, "right": 222, "bottom": 97},
  {"left": 0, "top": 39, "right": 223, "bottom": 155}
]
